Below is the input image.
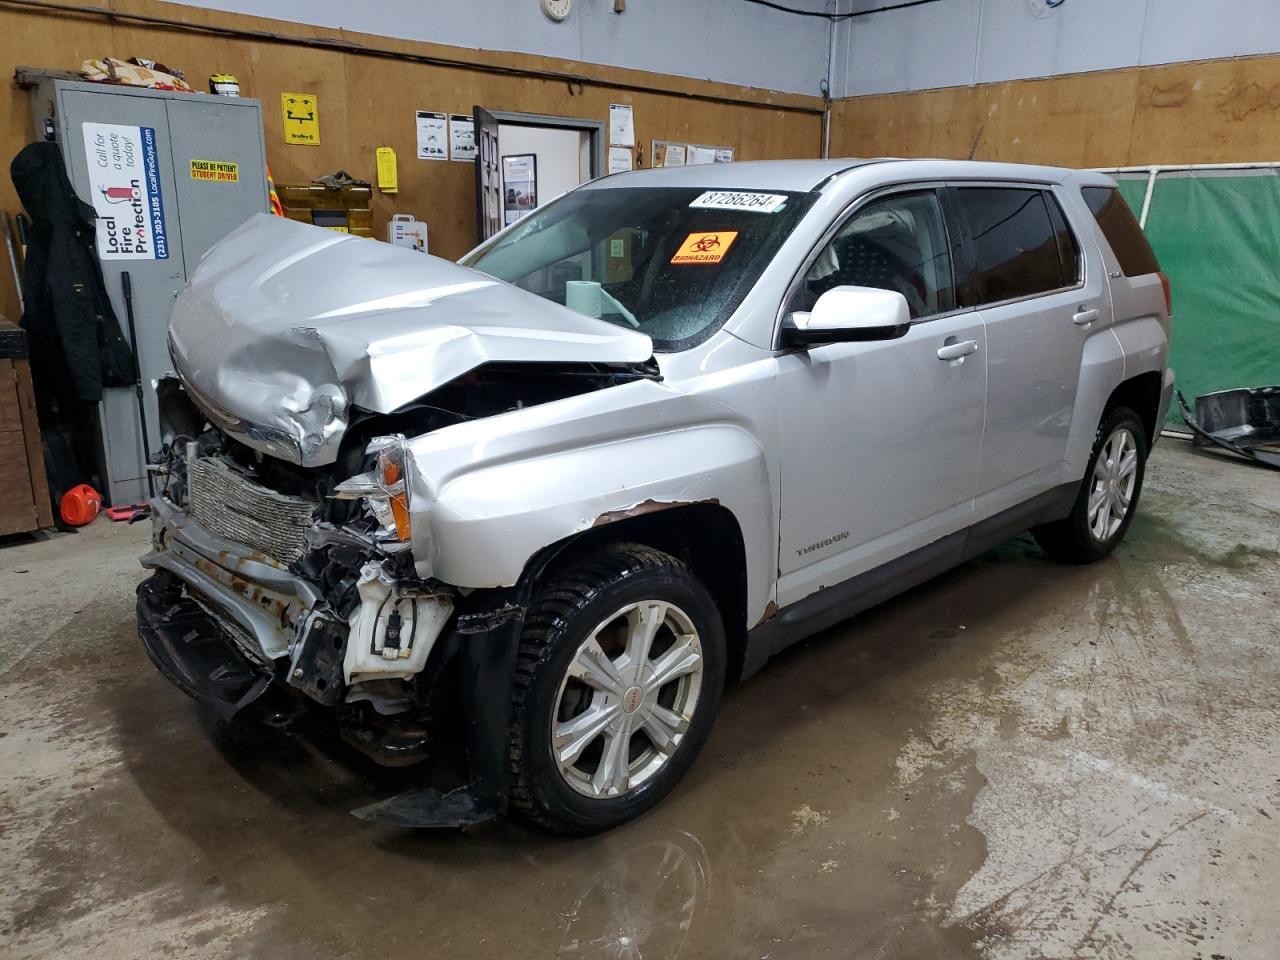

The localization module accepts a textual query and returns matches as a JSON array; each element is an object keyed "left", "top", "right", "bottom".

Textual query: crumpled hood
[{"left": 170, "top": 214, "right": 654, "bottom": 466}]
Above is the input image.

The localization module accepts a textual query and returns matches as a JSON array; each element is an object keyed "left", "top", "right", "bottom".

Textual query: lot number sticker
[
  {"left": 190, "top": 159, "right": 239, "bottom": 183},
  {"left": 671, "top": 231, "right": 738, "bottom": 264},
  {"left": 689, "top": 191, "right": 787, "bottom": 213}
]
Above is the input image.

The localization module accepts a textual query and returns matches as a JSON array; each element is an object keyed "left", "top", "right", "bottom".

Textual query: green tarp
[{"left": 1112, "top": 171, "right": 1280, "bottom": 423}]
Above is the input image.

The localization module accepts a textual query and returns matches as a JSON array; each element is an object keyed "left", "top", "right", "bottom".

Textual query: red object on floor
[
  {"left": 59, "top": 484, "right": 102, "bottom": 527},
  {"left": 105, "top": 504, "right": 146, "bottom": 521}
]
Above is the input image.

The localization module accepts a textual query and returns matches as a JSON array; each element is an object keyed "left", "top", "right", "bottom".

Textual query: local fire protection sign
[{"left": 81, "top": 122, "right": 170, "bottom": 260}]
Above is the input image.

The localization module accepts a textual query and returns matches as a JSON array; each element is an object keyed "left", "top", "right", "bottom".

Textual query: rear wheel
[
  {"left": 507, "top": 543, "right": 726, "bottom": 834},
  {"left": 1034, "top": 406, "right": 1148, "bottom": 563}
]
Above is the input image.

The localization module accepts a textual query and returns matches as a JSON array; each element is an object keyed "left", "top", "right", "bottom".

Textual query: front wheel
[
  {"left": 506, "top": 543, "right": 726, "bottom": 834},
  {"left": 1034, "top": 406, "right": 1148, "bottom": 563}
]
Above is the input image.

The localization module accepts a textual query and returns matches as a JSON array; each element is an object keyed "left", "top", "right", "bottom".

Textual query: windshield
[{"left": 463, "top": 186, "right": 814, "bottom": 351}]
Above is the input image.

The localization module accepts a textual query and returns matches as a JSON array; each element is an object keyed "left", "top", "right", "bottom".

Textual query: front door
[{"left": 775, "top": 188, "right": 987, "bottom": 608}]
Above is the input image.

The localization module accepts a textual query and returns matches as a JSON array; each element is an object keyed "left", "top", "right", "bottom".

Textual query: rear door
[{"left": 949, "top": 184, "right": 1102, "bottom": 513}]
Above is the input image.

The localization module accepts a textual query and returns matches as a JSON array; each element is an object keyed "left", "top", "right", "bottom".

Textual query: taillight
[{"left": 1158, "top": 271, "right": 1172, "bottom": 317}]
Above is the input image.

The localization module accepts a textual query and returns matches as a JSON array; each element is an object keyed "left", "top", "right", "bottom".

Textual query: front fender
[{"left": 403, "top": 379, "right": 775, "bottom": 619}]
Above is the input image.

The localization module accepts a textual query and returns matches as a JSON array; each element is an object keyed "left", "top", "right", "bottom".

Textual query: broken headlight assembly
[{"left": 333, "top": 436, "right": 414, "bottom": 546}]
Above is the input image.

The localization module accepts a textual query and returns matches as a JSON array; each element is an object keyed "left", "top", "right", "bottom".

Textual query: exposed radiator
[{"left": 187, "top": 456, "right": 316, "bottom": 565}]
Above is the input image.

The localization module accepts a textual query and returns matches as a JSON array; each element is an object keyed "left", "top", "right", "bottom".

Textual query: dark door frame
[{"left": 486, "top": 110, "right": 606, "bottom": 180}]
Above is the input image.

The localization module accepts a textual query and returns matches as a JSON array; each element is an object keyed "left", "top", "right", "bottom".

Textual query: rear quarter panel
[{"left": 1058, "top": 176, "right": 1170, "bottom": 472}]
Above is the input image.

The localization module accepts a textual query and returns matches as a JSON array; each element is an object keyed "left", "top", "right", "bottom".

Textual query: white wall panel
[
  {"left": 163, "top": 0, "right": 834, "bottom": 95},
  {"left": 1140, "top": 0, "right": 1280, "bottom": 66},
  {"left": 836, "top": 0, "right": 1280, "bottom": 97},
  {"left": 972, "top": 0, "right": 1148, "bottom": 85},
  {"left": 834, "top": 0, "right": 981, "bottom": 95}
]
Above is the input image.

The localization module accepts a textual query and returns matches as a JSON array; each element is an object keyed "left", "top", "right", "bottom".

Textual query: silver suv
[{"left": 139, "top": 159, "right": 1173, "bottom": 833}]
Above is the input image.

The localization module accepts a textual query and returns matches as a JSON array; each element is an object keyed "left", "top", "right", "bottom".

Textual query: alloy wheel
[
  {"left": 1087, "top": 426, "right": 1139, "bottom": 542},
  {"left": 551, "top": 601, "right": 704, "bottom": 799}
]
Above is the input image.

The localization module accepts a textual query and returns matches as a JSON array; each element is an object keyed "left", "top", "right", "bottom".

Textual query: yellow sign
[
  {"left": 375, "top": 146, "right": 398, "bottom": 194},
  {"left": 189, "top": 159, "right": 239, "bottom": 183},
  {"left": 281, "top": 92, "right": 320, "bottom": 145},
  {"left": 671, "top": 231, "right": 738, "bottom": 264}
]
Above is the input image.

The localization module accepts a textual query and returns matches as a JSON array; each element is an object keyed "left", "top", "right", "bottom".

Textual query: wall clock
[{"left": 541, "top": 0, "right": 572, "bottom": 22}]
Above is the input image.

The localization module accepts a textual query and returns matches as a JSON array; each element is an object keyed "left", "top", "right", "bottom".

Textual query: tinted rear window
[
  {"left": 953, "top": 188, "right": 1077, "bottom": 305},
  {"left": 1082, "top": 187, "right": 1161, "bottom": 277}
]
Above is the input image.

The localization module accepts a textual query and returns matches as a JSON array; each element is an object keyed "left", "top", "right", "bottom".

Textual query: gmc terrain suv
[{"left": 138, "top": 159, "right": 1173, "bottom": 833}]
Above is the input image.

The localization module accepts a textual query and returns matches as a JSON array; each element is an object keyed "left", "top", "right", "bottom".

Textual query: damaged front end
[
  {"left": 138, "top": 214, "right": 670, "bottom": 825},
  {"left": 141, "top": 356, "right": 656, "bottom": 827},
  {"left": 139, "top": 390, "right": 459, "bottom": 770}
]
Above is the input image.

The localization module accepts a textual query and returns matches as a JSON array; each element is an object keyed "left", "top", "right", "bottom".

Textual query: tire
[
  {"left": 507, "top": 542, "right": 726, "bottom": 835},
  {"left": 1033, "top": 406, "right": 1148, "bottom": 564}
]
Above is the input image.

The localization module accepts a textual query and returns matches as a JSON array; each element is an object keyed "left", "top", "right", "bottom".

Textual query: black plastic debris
[{"left": 350, "top": 782, "right": 497, "bottom": 830}]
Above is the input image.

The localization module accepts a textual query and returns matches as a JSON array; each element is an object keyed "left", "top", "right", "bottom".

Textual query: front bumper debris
[
  {"left": 136, "top": 572, "right": 275, "bottom": 718},
  {"left": 139, "top": 486, "right": 533, "bottom": 828},
  {"left": 1178, "top": 387, "right": 1280, "bottom": 469},
  {"left": 350, "top": 782, "right": 498, "bottom": 829}
]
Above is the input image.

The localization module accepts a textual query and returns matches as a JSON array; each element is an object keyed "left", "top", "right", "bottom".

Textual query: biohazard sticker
[{"left": 671, "top": 231, "right": 738, "bottom": 264}]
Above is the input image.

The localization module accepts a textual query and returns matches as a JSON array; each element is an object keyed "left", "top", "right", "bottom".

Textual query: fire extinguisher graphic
[{"left": 100, "top": 185, "right": 136, "bottom": 203}]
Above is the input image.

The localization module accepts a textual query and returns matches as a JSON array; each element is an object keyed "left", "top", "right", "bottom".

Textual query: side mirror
[{"left": 783, "top": 285, "right": 911, "bottom": 346}]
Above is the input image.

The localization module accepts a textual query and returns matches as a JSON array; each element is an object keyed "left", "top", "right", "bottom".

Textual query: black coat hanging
[{"left": 10, "top": 141, "right": 135, "bottom": 419}]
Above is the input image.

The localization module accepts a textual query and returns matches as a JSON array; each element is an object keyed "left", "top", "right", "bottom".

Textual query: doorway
[{"left": 473, "top": 109, "right": 604, "bottom": 243}]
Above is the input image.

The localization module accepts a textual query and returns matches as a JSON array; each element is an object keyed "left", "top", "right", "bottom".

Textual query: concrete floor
[{"left": 1, "top": 439, "right": 1277, "bottom": 960}]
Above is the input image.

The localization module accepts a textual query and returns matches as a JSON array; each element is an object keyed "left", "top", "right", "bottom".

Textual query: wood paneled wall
[
  {"left": 0, "top": 0, "right": 825, "bottom": 321},
  {"left": 831, "top": 53, "right": 1280, "bottom": 170}
]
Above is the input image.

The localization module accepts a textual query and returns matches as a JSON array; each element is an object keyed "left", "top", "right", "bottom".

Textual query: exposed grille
[{"left": 187, "top": 456, "right": 316, "bottom": 565}]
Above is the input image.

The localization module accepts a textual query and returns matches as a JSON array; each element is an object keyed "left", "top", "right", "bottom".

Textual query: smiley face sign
[{"left": 281, "top": 93, "right": 320, "bottom": 145}]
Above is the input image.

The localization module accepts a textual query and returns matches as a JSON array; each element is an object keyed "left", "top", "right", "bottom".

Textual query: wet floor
[{"left": 1, "top": 440, "right": 1277, "bottom": 960}]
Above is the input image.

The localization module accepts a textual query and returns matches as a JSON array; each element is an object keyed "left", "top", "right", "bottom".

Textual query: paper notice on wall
[
  {"left": 449, "top": 114, "right": 476, "bottom": 162},
  {"left": 663, "top": 144, "right": 687, "bottom": 167},
  {"left": 376, "top": 146, "right": 398, "bottom": 193},
  {"left": 714, "top": 147, "right": 735, "bottom": 163},
  {"left": 82, "top": 121, "right": 170, "bottom": 260},
  {"left": 688, "top": 145, "right": 717, "bottom": 166},
  {"left": 416, "top": 111, "right": 447, "bottom": 160},
  {"left": 502, "top": 154, "right": 537, "bottom": 226},
  {"left": 609, "top": 103, "right": 635, "bottom": 146},
  {"left": 608, "top": 146, "right": 633, "bottom": 175}
]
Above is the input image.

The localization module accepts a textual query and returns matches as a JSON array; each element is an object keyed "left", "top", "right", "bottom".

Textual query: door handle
[
  {"left": 1073, "top": 308, "right": 1100, "bottom": 326},
  {"left": 937, "top": 339, "right": 979, "bottom": 362}
]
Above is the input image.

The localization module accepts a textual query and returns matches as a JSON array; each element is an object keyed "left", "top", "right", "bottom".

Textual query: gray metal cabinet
[{"left": 27, "top": 76, "right": 268, "bottom": 504}]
